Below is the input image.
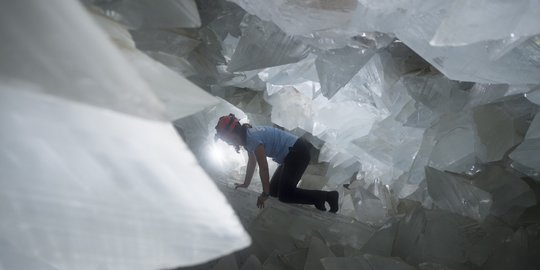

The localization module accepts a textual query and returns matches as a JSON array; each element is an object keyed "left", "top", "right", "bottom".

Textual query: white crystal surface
[
  {"left": 0, "top": 87, "right": 250, "bottom": 269},
  {"left": 6, "top": 0, "right": 540, "bottom": 269},
  {"left": 426, "top": 167, "right": 492, "bottom": 222},
  {"left": 0, "top": 0, "right": 164, "bottom": 120}
]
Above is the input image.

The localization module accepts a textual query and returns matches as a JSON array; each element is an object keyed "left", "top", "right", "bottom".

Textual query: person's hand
[
  {"left": 256, "top": 195, "right": 268, "bottom": 209},
  {"left": 234, "top": 183, "right": 249, "bottom": 189}
]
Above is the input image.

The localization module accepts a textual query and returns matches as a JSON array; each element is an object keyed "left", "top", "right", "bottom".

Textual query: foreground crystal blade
[{"left": 0, "top": 87, "right": 251, "bottom": 269}]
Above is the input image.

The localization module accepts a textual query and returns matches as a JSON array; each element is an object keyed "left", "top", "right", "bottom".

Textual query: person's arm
[
  {"left": 254, "top": 144, "right": 270, "bottom": 208},
  {"left": 235, "top": 151, "right": 256, "bottom": 189}
]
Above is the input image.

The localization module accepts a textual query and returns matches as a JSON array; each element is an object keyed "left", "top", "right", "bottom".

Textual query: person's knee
[{"left": 277, "top": 192, "right": 292, "bottom": 203}]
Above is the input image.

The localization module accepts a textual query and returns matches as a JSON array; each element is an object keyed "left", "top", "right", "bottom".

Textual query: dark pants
[{"left": 269, "top": 138, "right": 327, "bottom": 207}]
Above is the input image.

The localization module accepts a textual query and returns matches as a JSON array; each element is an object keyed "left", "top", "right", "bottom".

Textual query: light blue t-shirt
[{"left": 245, "top": 126, "right": 299, "bottom": 164}]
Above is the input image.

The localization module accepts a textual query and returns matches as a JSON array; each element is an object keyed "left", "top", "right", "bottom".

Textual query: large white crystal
[
  {"left": 425, "top": 167, "right": 492, "bottom": 221},
  {"left": 91, "top": 13, "right": 220, "bottom": 120},
  {"left": 229, "top": 0, "right": 358, "bottom": 35},
  {"left": 86, "top": 0, "right": 201, "bottom": 29},
  {"left": 428, "top": 112, "right": 477, "bottom": 173},
  {"left": 0, "top": 0, "right": 163, "bottom": 120},
  {"left": 264, "top": 86, "right": 315, "bottom": 132},
  {"left": 510, "top": 113, "right": 540, "bottom": 173},
  {"left": 228, "top": 16, "right": 310, "bottom": 72},
  {"left": 471, "top": 166, "right": 536, "bottom": 223},
  {"left": 129, "top": 29, "right": 201, "bottom": 57},
  {"left": 0, "top": 87, "right": 250, "bottom": 269},
  {"left": 430, "top": 0, "right": 540, "bottom": 46},
  {"left": 315, "top": 46, "right": 377, "bottom": 98},
  {"left": 473, "top": 104, "right": 522, "bottom": 162},
  {"left": 304, "top": 236, "right": 335, "bottom": 270}
]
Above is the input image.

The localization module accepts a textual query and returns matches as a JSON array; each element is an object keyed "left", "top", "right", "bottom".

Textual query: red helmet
[{"left": 215, "top": 113, "right": 240, "bottom": 141}]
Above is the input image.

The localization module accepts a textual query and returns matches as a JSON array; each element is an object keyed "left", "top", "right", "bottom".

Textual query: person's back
[{"left": 245, "top": 126, "right": 298, "bottom": 164}]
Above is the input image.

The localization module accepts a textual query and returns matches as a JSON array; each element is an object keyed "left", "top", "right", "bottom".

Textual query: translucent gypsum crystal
[
  {"left": 185, "top": 28, "right": 227, "bottom": 85},
  {"left": 253, "top": 202, "right": 375, "bottom": 250},
  {"left": 392, "top": 206, "right": 426, "bottom": 263},
  {"left": 380, "top": 78, "right": 415, "bottom": 117},
  {"left": 0, "top": 88, "right": 250, "bottom": 269},
  {"left": 363, "top": 254, "right": 416, "bottom": 270},
  {"left": 484, "top": 35, "right": 531, "bottom": 61},
  {"left": 0, "top": 239, "right": 61, "bottom": 270},
  {"left": 239, "top": 254, "right": 262, "bottom": 270},
  {"left": 472, "top": 104, "right": 522, "bottom": 162},
  {"left": 0, "top": 0, "right": 164, "bottom": 120},
  {"left": 329, "top": 53, "right": 388, "bottom": 109},
  {"left": 397, "top": 18, "right": 540, "bottom": 84},
  {"left": 304, "top": 237, "right": 335, "bottom": 270},
  {"left": 219, "top": 68, "right": 268, "bottom": 91},
  {"left": 525, "top": 86, "right": 540, "bottom": 106},
  {"left": 465, "top": 224, "right": 514, "bottom": 266},
  {"left": 222, "top": 34, "right": 240, "bottom": 61},
  {"left": 338, "top": 194, "right": 357, "bottom": 218},
  {"left": 197, "top": 0, "right": 246, "bottom": 39},
  {"left": 122, "top": 50, "right": 220, "bottom": 120},
  {"left": 325, "top": 159, "right": 361, "bottom": 188},
  {"left": 315, "top": 46, "right": 377, "bottom": 98},
  {"left": 91, "top": 13, "right": 220, "bottom": 120},
  {"left": 321, "top": 254, "right": 415, "bottom": 270},
  {"left": 392, "top": 207, "right": 474, "bottom": 266},
  {"left": 349, "top": 0, "right": 540, "bottom": 84},
  {"left": 402, "top": 102, "right": 440, "bottom": 128},
  {"left": 351, "top": 187, "right": 388, "bottom": 226},
  {"left": 510, "top": 112, "right": 540, "bottom": 172},
  {"left": 353, "top": 117, "right": 423, "bottom": 171},
  {"left": 297, "top": 29, "right": 394, "bottom": 51},
  {"left": 129, "top": 29, "right": 200, "bottom": 57},
  {"left": 404, "top": 179, "right": 434, "bottom": 209},
  {"left": 313, "top": 101, "right": 382, "bottom": 143},
  {"left": 402, "top": 74, "right": 470, "bottom": 114},
  {"left": 428, "top": 112, "right": 477, "bottom": 173},
  {"left": 321, "top": 256, "right": 372, "bottom": 270},
  {"left": 430, "top": 0, "right": 540, "bottom": 46},
  {"left": 212, "top": 254, "right": 239, "bottom": 270},
  {"left": 259, "top": 54, "right": 319, "bottom": 92},
  {"left": 298, "top": 164, "right": 330, "bottom": 191},
  {"left": 228, "top": 0, "right": 358, "bottom": 35},
  {"left": 262, "top": 250, "right": 288, "bottom": 270},
  {"left": 279, "top": 248, "right": 309, "bottom": 270},
  {"left": 417, "top": 262, "right": 456, "bottom": 270},
  {"left": 359, "top": 221, "right": 398, "bottom": 256},
  {"left": 143, "top": 51, "right": 198, "bottom": 77},
  {"left": 482, "top": 227, "right": 529, "bottom": 270},
  {"left": 368, "top": 181, "right": 398, "bottom": 216},
  {"left": 393, "top": 127, "right": 436, "bottom": 199},
  {"left": 425, "top": 167, "right": 492, "bottom": 222},
  {"left": 264, "top": 86, "right": 315, "bottom": 132},
  {"left": 465, "top": 83, "right": 532, "bottom": 109},
  {"left": 419, "top": 210, "right": 470, "bottom": 265},
  {"left": 227, "top": 15, "right": 310, "bottom": 72},
  {"left": 86, "top": 0, "right": 201, "bottom": 29},
  {"left": 511, "top": 161, "right": 540, "bottom": 181}
]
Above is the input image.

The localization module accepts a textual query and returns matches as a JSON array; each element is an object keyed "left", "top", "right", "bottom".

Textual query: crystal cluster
[
  {"left": 0, "top": 1, "right": 249, "bottom": 269},
  {"left": 169, "top": 0, "right": 539, "bottom": 269},
  {"left": 2, "top": 0, "right": 539, "bottom": 269}
]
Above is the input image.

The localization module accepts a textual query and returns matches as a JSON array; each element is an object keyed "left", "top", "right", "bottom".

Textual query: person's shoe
[
  {"left": 315, "top": 201, "right": 326, "bottom": 211},
  {"left": 327, "top": 191, "right": 339, "bottom": 213}
]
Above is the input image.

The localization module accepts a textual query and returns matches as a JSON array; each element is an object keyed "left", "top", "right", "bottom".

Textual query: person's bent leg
[
  {"left": 278, "top": 188, "right": 328, "bottom": 211},
  {"left": 278, "top": 139, "right": 328, "bottom": 210},
  {"left": 278, "top": 138, "right": 339, "bottom": 212},
  {"left": 269, "top": 165, "right": 282, "bottom": 198}
]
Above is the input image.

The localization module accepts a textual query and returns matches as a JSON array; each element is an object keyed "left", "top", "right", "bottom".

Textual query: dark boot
[
  {"left": 327, "top": 191, "right": 339, "bottom": 213},
  {"left": 315, "top": 200, "right": 326, "bottom": 211}
]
